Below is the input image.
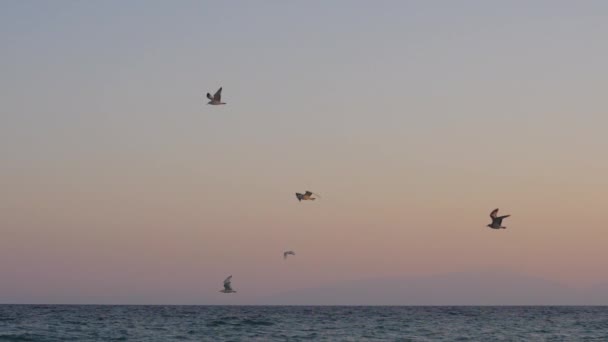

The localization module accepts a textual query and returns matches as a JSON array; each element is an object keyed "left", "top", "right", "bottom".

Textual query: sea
[{"left": 1, "top": 305, "right": 607, "bottom": 341}]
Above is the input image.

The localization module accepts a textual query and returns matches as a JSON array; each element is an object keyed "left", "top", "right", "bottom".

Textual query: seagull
[
  {"left": 295, "top": 191, "right": 320, "bottom": 202},
  {"left": 206, "top": 87, "right": 226, "bottom": 105},
  {"left": 283, "top": 251, "right": 295, "bottom": 259},
  {"left": 219, "top": 275, "right": 236, "bottom": 293},
  {"left": 487, "top": 208, "right": 510, "bottom": 229}
]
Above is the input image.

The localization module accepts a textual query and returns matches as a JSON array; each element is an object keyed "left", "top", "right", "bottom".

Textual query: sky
[{"left": 1, "top": 0, "right": 608, "bottom": 304}]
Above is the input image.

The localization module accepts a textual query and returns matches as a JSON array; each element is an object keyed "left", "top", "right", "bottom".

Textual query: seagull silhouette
[
  {"left": 219, "top": 275, "right": 236, "bottom": 293},
  {"left": 295, "top": 191, "right": 320, "bottom": 202},
  {"left": 487, "top": 208, "right": 510, "bottom": 229},
  {"left": 206, "top": 87, "right": 226, "bottom": 105},
  {"left": 283, "top": 251, "right": 295, "bottom": 259}
]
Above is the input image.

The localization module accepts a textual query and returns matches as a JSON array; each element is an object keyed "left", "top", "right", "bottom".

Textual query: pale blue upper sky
[
  {"left": 1, "top": 1, "right": 608, "bottom": 304},
  {"left": 2, "top": 0, "right": 607, "bottom": 164}
]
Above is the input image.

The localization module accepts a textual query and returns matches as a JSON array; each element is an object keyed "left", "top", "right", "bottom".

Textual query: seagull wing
[
  {"left": 490, "top": 208, "right": 499, "bottom": 219},
  {"left": 305, "top": 191, "right": 322, "bottom": 199},
  {"left": 213, "top": 87, "right": 222, "bottom": 101},
  {"left": 284, "top": 251, "right": 295, "bottom": 259},
  {"left": 206, "top": 93, "right": 213, "bottom": 100},
  {"left": 223, "top": 275, "right": 233, "bottom": 290}
]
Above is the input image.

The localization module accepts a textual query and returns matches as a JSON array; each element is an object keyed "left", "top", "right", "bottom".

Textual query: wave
[
  {"left": 206, "top": 318, "right": 274, "bottom": 327},
  {"left": 241, "top": 319, "right": 274, "bottom": 326},
  {"left": 0, "top": 333, "right": 41, "bottom": 342}
]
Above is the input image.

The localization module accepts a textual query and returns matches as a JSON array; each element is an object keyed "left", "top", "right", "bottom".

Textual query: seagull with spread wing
[
  {"left": 219, "top": 275, "right": 236, "bottom": 293},
  {"left": 487, "top": 208, "right": 510, "bottom": 229},
  {"left": 283, "top": 251, "right": 295, "bottom": 259},
  {"left": 295, "top": 191, "right": 320, "bottom": 202},
  {"left": 206, "top": 87, "right": 226, "bottom": 105}
]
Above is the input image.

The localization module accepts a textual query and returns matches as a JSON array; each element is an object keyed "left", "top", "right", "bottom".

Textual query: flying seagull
[
  {"left": 487, "top": 208, "right": 510, "bottom": 229},
  {"left": 206, "top": 87, "right": 226, "bottom": 105},
  {"left": 219, "top": 275, "right": 236, "bottom": 293},
  {"left": 295, "top": 191, "right": 320, "bottom": 202},
  {"left": 283, "top": 251, "right": 295, "bottom": 259}
]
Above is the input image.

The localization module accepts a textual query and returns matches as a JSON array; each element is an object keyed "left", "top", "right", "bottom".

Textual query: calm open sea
[{"left": 1, "top": 305, "right": 607, "bottom": 341}]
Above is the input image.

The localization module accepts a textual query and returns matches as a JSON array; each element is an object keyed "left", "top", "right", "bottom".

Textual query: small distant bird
[
  {"left": 295, "top": 191, "right": 320, "bottom": 202},
  {"left": 283, "top": 251, "right": 295, "bottom": 259},
  {"left": 206, "top": 87, "right": 226, "bottom": 105},
  {"left": 219, "top": 275, "right": 236, "bottom": 293},
  {"left": 488, "top": 208, "right": 510, "bottom": 229}
]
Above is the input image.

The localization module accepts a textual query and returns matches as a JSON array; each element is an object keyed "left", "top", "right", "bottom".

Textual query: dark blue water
[{"left": 1, "top": 305, "right": 607, "bottom": 341}]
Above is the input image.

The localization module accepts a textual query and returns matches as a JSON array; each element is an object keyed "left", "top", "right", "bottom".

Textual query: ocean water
[{"left": 1, "top": 306, "right": 607, "bottom": 341}]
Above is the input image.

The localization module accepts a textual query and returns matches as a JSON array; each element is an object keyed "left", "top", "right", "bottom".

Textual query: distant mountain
[
  {"left": 259, "top": 271, "right": 607, "bottom": 305},
  {"left": 580, "top": 283, "right": 608, "bottom": 304}
]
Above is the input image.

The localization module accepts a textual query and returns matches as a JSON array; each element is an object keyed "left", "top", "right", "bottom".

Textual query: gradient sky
[{"left": 1, "top": 0, "right": 608, "bottom": 304}]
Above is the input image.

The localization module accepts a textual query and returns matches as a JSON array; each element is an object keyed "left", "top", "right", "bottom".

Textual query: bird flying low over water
[
  {"left": 488, "top": 208, "right": 510, "bottom": 229},
  {"left": 206, "top": 87, "right": 226, "bottom": 105},
  {"left": 283, "top": 251, "right": 295, "bottom": 259},
  {"left": 295, "top": 191, "right": 320, "bottom": 202},
  {"left": 220, "top": 275, "right": 236, "bottom": 293}
]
